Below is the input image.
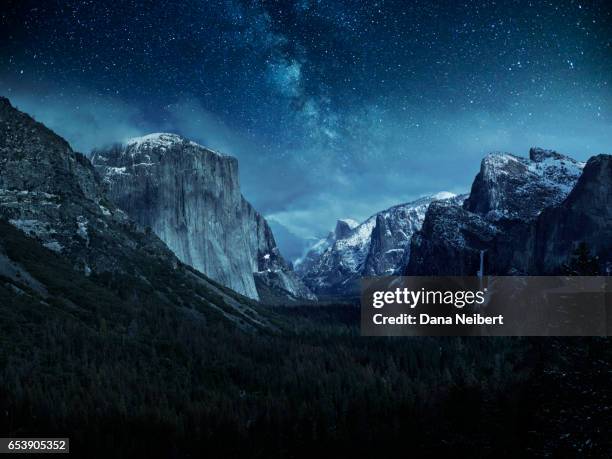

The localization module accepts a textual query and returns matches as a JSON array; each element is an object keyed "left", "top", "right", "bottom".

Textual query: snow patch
[
  {"left": 43, "top": 241, "right": 63, "bottom": 253},
  {"left": 106, "top": 166, "right": 128, "bottom": 175},
  {"left": 126, "top": 133, "right": 184, "bottom": 149},
  {"left": 76, "top": 216, "right": 89, "bottom": 244},
  {"left": 338, "top": 218, "right": 359, "bottom": 229},
  {"left": 432, "top": 191, "right": 456, "bottom": 200}
]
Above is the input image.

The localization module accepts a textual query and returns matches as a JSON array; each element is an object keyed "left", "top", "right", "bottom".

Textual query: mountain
[
  {"left": 294, "top": 219, "right": 358, "bottom": 277},
  {"left": 0, "top": 96, "right": 273, "bottom": 328},
  {"left": 464, "top": 148, "right": 584, "bottom": 221},
  {"left": 527, "top": 154, "right": 612, "bottom": 274},
  {"left": 91, "top": 133, "right": 314, "bottom": 302},
  {"left": 296, "top": 193, "right": 456, "bottom": 296},
  {"left": 405, "top": 197, "right": 499, "bottom": 276},
  {"left": 406, "top": 149, "right": 610, "bottom": 276}
]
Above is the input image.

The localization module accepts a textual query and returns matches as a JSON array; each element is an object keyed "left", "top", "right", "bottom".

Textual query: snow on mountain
[
  {"left": 337, "top": 218, "right": 359, "bottom": 230},
  {"left": 92, "top": 133, "right": 314, "bottom": 302},
  {"left": 0, "top": 96, "right": 275, "bottom": 328},
  {"left": 407, "top": 148, "right": 592, "bottom": 276},
  {"left": 296, "top": 193, "right": 457, "bottom": 295},
  {"left": 432, "top": 191, "right": 456, "bottom": 200},
  {"left": 464, "top": 147, "right": 585, "bottom": 221},
  {"left": 124, "top": 132, "right": 224, "bottom": 154},
  {"left": 126, "top": 133, "right": 184, "bottom": 149}
]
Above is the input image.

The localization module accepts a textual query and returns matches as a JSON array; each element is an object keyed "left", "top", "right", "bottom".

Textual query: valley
[{"left": 0, "top": 96, "right": 610, "bottom": 458}]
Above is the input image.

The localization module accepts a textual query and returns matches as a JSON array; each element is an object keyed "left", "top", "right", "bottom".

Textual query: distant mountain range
[
  {"left": 297, "top": 148, "right": 610, "bottom": 296},
  {"left": 1, "top": 96, "right": 610, "bottom": 308},
  {"left": 295, "top": 192, "right": 458, "bottom": 296}
]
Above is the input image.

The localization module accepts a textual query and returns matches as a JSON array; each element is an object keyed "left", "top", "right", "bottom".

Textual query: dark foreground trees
[{"left": 0, "top": 223, "right": 609, "bottom": 457}]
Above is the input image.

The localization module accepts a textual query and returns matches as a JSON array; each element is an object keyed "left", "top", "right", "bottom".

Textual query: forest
[{"left": 0, "top": 221, "right": 610, "bottom": 458}]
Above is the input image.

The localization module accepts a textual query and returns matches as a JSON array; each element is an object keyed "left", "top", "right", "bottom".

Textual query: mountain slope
[
  {"left": 0, "top": 96, "right": 273, "bottom": 328},
  {"left": 406, "top": 149, "right": 608, "bottom": 276},
  {"left": 266, "top": 218, "right": 313, "bottom": 263},
  {"left": 91, "top": 133, "right": 314, "bottom": 302}
]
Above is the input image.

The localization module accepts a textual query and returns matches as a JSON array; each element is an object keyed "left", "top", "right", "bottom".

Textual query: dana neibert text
[{"left": 373, "top": 313, "right": 504, "bottom": 326}]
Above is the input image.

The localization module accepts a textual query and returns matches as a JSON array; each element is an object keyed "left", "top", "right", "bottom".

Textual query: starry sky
[{"left": 1, "top": 0, "right": 611, "bottom": 241}]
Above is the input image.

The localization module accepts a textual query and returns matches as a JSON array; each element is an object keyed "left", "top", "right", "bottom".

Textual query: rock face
[
  {"left": 91, "top": 133, "right": 314, "bottom": 301},
  {"left": 0, "top": 96, "right": 133, "bottom": 274},
  {"left": 405, "top": 196, "right": 498, "bottom": 275},
  {"left": 464, "top": 148, "right": 584, "bottom": 221},
  {"left": 0, "top": 96, "right": 273, "bottom": 328},
  {"left": 334, "top": 219, "right": 359, "bottom": 240},
  {"left": 528, "top": 154, "right": 612, "bottom": 274},
  {"left": 296, "top": 193, "right": 455, "bottom": 296},
  {"left": 406, "top": 149, "right": 610, "bottom": 276}
]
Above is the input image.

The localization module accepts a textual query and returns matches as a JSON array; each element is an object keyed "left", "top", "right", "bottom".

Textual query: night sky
[{"left": 1, "top": 0, "right": 611, "bottom": 239}]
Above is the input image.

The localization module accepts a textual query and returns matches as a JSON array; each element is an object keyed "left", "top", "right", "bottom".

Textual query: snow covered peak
[
  {"left": 334, "top": 218, "right": 359, "bottom": 240},
  {"left": 529, "top": 147, "right": 568, "bottom": 162},
  {"left": 126, "top": 133, "right": 185, "bottom": 149},
  {"left": 466, "top": 148, "right": 585, "bottom": 221},
  {"left": 297, "top": 193, "right": 454, "bottom": 293},
  {"left": 482, "top": 151, "right": 522, "bottom": 167},
  {"left": 123, "top": 133, "right": 225, "bottom": 157},
  {"left": 92, "top": 132, "right": 232, "bottom": 186},
  {"left": 338, "top": 218, "right": 359, "bottom": 229},
  {"left": 432, "top": 191, "right": 456, "bottom": 200}
]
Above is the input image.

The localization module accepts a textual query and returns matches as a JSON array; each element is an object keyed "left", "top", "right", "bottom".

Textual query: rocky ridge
[
  {"left": 406, "top": 148, "right": 609, "bottom": 276},
  {"left": 464, "top": 148, "right": 584, "bottom": 221}
]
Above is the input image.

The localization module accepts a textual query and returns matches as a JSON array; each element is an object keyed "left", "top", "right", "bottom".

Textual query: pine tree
[{"left": 561, "top": 242, "right": 600, "bottom": 275}]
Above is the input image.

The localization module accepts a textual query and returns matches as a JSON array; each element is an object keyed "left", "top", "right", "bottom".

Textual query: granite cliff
[
  {"left": 406, "top": 148, "right": 610, "bottom": 276},
  {"left": 91, "top": 134, "right": 314, "bottom": 301},
  {"left": 0, "top": 96, "right": 273, "bottom": 328}
]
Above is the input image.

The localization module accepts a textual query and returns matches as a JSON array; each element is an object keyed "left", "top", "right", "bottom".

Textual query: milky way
[{"left": 1, "top": 0, "right": 611, "bottom": 237}]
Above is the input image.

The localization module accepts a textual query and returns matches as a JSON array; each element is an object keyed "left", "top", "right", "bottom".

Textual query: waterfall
[{"left": 477, "top": 250, "right": 484, "bottom": 278}]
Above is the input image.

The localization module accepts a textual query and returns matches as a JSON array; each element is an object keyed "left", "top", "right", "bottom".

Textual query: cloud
[
  {"left": 0, "top": 81, "right": 152, "bottom": 153},
  {"left": 163, "top": 99, "right": 249, "bottom": 158},
  {"left": 1, "top": 78, "right": 255, "bottom": 157}
]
